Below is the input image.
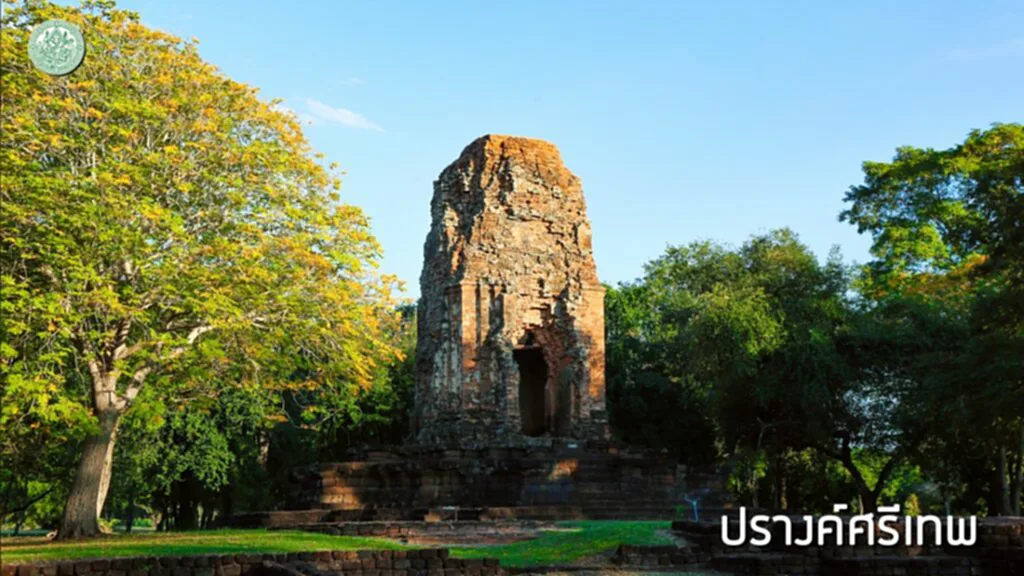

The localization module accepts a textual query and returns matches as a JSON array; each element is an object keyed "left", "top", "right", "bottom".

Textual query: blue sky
[{"left": 117, "top": 0, "right": 1023, "bottom": 297}]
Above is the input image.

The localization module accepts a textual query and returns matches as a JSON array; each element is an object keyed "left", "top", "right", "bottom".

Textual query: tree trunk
[
  {"left": 221, "top": 484, "right": 234, "bottom": 521},
  {"left": 259, "top": 432, "right": 270, "bottom": 467},
  {"left": 155, "top": 506, "right": 167, "bottom": 532},
  {"left": 150, "top": 508, "right": 163, "bottom": 532},
  {"left": 769, "top": 454, "right": 788, "bottom": 511},
  {"left": 57, "top": 410, "right": 120, "bottom": 539},
  {"left": 1012, "top": 422, "right": 1024, "bottom": 517},
  {"left": 749, "top": 464, "right": 759, "bottom": 509},
  {"left": 97, "top": 422, "right": 118, "bottom": 519},
  {"left": 1, "top": 482, "right": 12, "bottom": 522},
  {"left": 830, "top": 440, "right": 904, "bottom": 516},
  {"left": 998, "top": 445, "right": 1011, "bottom": 516},
  {"left": 201, "top": 502, "right": 215, "bottom": 529},
  {"left": 173, "top": 477, "right": 200, "bottom": 531},
  {"left": 856, "top": 483, "right": 877, "bottom": 513},
  {"left": 779, "top": 466, "right": 788, "bottom": 511},
  {"left": 839, "top": 453, "right": 883, "bottom": 514},
  {"left": 124, "top": 490, "right": 135, "bottom": 534}
]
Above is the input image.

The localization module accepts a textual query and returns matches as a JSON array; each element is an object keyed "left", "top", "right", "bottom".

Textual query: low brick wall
[
  {"left": 709, "top": 553, "right": 820, "bottom": 575},
  {"left": 610, "top": 544, "right": 705, "bottom": 568},
  {"left": 821, "top": 555, "right": 996, "bottom": 576},
  {"left": 1, "top": 549, "right": 503, "bottom": 576}
]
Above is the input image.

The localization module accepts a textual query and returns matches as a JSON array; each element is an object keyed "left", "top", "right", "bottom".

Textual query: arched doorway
[{"left": 514, "top": 344, "right": 548, "bottom": 437}]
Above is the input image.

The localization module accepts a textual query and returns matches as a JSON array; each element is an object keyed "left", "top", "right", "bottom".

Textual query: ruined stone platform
[
  {"left": 229, "top": 441, "right": 730, "bottom": 527},
  {"left": 289, "top": 442, "right": 687, "bottom": 520}
]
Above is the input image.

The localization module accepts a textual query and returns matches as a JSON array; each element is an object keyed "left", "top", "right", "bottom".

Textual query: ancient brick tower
[{"left": 413, "top": 135, "right": 608, "bottom": 447}]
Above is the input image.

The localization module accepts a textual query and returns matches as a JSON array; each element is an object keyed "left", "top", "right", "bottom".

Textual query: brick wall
[
  {"left": 281, "top": 444, "right": 693, "bottom": 520},
  {"left": 611, "top": 544, "right": 705, "bottom": 568},
  {"left": 1, "top": 549, "right": 502, "bottom": 576}
]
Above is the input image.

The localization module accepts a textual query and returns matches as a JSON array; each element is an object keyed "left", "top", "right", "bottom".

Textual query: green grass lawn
[
  {"left": 450, "top": 520, "right": 675, "bottom": 567},
  {"left": 0, "top": 529, "right": 403, "bottom": 564},
  {"left": 2, "top": 521, "right": 676, "bottom": 568}
]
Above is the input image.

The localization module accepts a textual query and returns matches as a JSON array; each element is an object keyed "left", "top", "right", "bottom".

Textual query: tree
[
  {"left": 617, "top": 230, "right": 937, "bottom": 513},
  {"left": 831, "top": 293, "right": 959, "bottom": 513},
  {"left": 1, "top": 1, "right": 400, "bottom": 538},
  {"left": 840, "top": 123, "right": 1024, "bottom": 515},
  {"left": 840, "top": 123, "right": 1023, "bottom": 288},
  {"left": 314, "top": 302, "right": 417, "bottom": 460},
  {"left": 604, "top": 282, "right": 718, "bottom": 467}
]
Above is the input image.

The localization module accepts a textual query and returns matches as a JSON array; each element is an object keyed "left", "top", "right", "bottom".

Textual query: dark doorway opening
[{"left": 515, "top": 348, "right": 547, "bottom": 436}]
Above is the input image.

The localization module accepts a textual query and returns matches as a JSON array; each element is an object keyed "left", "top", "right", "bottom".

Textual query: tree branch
[
  {"left": 123, "top": 324, "right": 213, "bottom": 401},
  {"left": 165, "top": 324, "right": 214, "bottom": 359},
  {"left": 0, "top": 487, "right": 55, "bottom": 520},
  {"left": 106, "top": 318, "right": 133, "bottom": 367},
  {"left": 114, "top": 341, "right": 147, "bottom": 361}
]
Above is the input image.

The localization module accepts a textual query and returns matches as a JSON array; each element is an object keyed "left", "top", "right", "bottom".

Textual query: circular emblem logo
[{"left": 28, "top": 19, "right": 86, "bottom": 76}]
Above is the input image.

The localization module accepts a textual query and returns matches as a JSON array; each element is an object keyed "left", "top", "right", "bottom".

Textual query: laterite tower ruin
[
  {"left": 262, "top": 136, "right": 705, "bottom": 523},
  {"left": 413, "top": 135, "right": 608, "bottom": 447}
]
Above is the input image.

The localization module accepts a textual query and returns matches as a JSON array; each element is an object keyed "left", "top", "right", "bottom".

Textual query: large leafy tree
[
  {"left": 1, "top": 0, "right": 400, "bottom": 538},
  {"left": 613, "top": 230, "right": 937, "bottom": 512},
  {"left": 101, "top": 302, "right": 416, "bottom": 533},
  {"left": 841, "top": 123, "right": 1023, "bottom": 289},
  {"left": 663, "top": 233, "right": 846, "bottom": 452},
  {"left": 604, "top": 282, "right": 718, "bottom": 467},
  {"left": 840, "top": 123, "right": 1024, "bottom": 515},
  {"left": 833, "top": 292, "right": 961, "bottom": 513}
]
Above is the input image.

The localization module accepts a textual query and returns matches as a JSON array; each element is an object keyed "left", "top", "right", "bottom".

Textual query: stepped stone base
[{"left": 231, "top": 441, "right": 731, "bottom": 527}]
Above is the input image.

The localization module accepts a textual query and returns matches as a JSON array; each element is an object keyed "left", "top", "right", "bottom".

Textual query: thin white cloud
[
  {"left": 304, "top": 98, "right": 384, "bottom": 132},
  {"left": 344, "top": 77, "right": 366, "bottom": 86},
  {"left": 270, "top": 102, "right": 318, "bottom": 126}
]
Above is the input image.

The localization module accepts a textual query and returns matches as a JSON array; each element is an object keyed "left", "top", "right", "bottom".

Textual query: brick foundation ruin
[{"left": 263, "top": 443, "right": 723, "bottom": 522}]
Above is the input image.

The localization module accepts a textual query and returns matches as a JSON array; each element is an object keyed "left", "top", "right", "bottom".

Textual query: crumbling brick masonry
[{"left": 413, "top": 135, "right": 608, "bottom": 447}]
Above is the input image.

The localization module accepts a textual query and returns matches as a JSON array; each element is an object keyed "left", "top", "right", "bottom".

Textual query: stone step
[{"left": 711, "top": 552, "right": 820, "bottom": 575}]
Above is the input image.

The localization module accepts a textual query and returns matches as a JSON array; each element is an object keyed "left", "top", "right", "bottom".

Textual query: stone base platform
[{"left": 231, "top": 441, "right": 730, "bottom": 527}]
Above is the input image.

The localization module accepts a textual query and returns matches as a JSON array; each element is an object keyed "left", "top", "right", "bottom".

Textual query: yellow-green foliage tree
[{"left": 1, "top": 0, "right": 400, "bottom": 538}]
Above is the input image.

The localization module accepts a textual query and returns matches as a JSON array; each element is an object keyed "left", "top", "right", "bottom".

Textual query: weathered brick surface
[
  {"left": 414, "top": 135, "right": 607, "bottom": 448},
  {"left": 276, "top": 443, "right": 694, "bottom": 520},
  {"left": 611, "top": 544, "right": 705, "bottom": 568},
  {"left": 3, "top": 550, "right": 503, "bottom": 576}
]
